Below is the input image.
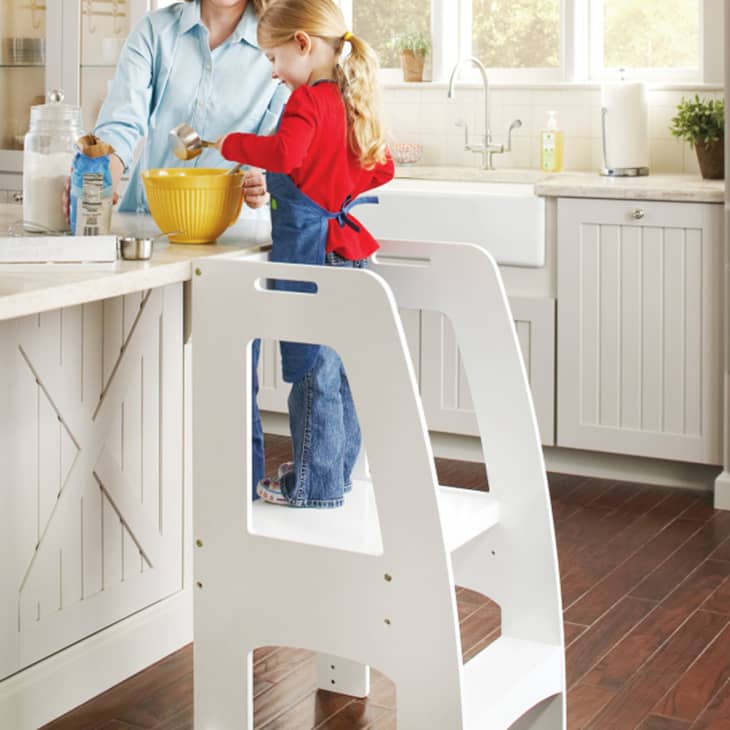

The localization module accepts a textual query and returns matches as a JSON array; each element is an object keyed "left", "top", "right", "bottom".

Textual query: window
[
  {"left": 342, "top": 0, "right": 721, "bottom": 84},
  {"left": 593, "top": 0, "right": 700, "bottom": 80},
  {"left": 471, "top": 0, "right": 560, "bottom": 70},
  {"left": 352, "top": 0, "right": 431, "bottom": 69}
]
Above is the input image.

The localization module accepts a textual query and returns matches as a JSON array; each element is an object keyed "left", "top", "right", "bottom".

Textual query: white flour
[{"left": 23, "top": 151, "right": 74, "bottom": 233}]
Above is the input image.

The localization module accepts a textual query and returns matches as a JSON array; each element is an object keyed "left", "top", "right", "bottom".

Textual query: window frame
[{"left": 341, "top": 0, "right": 723, "bottom": 85}]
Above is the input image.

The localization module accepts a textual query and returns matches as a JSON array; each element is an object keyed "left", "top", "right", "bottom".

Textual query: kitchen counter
[
  {"left": 394, "top": 166, "right": 724, "bottom": 204},
  {"left": 0, "top": 204, "right": 271, "bottom": 321}
]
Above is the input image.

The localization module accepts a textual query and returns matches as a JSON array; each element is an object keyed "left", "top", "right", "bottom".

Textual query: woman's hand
[{"left": 242, "top": 168, "right": 268, "bottom": 209}]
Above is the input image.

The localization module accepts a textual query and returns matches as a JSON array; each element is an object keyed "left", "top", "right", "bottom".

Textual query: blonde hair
[{"left": 257, "top": 0, "right": 387, "bottom": 168}]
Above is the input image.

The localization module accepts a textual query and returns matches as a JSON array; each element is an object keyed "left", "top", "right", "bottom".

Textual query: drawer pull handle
[{"left": 631, "top": 208, "right": 645, "bottom": 220}]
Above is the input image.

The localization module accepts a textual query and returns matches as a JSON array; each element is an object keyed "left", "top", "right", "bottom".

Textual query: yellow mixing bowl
[{"left": 142, "top": 168, "right": 245, "bottom": 244}]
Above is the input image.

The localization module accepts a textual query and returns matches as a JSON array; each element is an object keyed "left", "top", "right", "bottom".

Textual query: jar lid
[{"left": 29, "top": 89, "right": 82, "bottom": 131}]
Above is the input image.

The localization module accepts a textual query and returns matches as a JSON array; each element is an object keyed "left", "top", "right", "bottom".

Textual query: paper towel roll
[{"left": 600, "top": 81, "right": 649, "bottom": 172}]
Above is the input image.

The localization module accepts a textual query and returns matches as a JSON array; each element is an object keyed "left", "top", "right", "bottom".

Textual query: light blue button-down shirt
[{"left": 95, "top": 0, "right": 288, "bottom": 212}]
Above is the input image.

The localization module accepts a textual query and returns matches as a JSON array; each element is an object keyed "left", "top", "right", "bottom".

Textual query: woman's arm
[{"left": 93, "top": 15, "right": 155, "bottom": 175}]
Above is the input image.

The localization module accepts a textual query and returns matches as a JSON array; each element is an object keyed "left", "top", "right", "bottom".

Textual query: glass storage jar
[{"left": 22, "top": 90, "right": 83, "bottom": 232}]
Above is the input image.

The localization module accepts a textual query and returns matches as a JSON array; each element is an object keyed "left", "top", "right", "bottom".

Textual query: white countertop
[
  {"left": 0, "top": 205, "right": 271, "bottom": 322},
  {"left": 395, "top": 166, "right": 725, "bottom": 203}
]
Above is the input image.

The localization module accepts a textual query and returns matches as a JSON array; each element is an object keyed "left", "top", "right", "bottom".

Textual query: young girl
[{"left": 216, "top": 0, "right": 394, "bottom": 508}]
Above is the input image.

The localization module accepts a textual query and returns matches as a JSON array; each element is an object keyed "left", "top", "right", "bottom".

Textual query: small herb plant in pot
[
  {"left": 670, "top": 95, "right": 724, "bottom": 180},
  {"left": 391, "top": 30, "right": 430, "bottom": 82}
]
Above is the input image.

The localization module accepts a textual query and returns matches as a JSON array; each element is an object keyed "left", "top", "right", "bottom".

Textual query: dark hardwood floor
[{"left": 43, "top": 434, "right": 730, "bottom": 730}]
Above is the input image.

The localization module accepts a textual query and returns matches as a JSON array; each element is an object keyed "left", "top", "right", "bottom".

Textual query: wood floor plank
[
  {"left": 560, "top": 495, "right": 698, "bottom": 609},
  {"left": 636, "top": 716, "right": 691, "bottom": 729},
  {"left": 458, "top": 600, "right": 500, "bottom": 658},
  {"left": 315, "top": 700, "right": 390, "bottom": 729},
  {"left": 652, "top": 621, "right": 730, "bottom": 721},
  {"left": 564, "top": 621, "right": 589, "bottom": 647},
  {"left": 257, "top": 689, "right": 353, "bottom": 730},
  {"left": 566, "top": 596, "right": 656, "bottom": 687},
  {"left": 564, "top": 518, "right": 703, "bottom": 625},
  {"left": 702, "top": 576, "right": 730, "bottom": 614},
  {"left": 586, "top": 610, "right": 729, "bottom": 729},
  {"left": 253, "top": 656, "right": 317, "bottom": 728},
  {"left": 631, "top": 512, "right": 730, "bottom": 602},
  {"left": 566, "top": 683, "right": 616, "bottom": 730},
  {"left": 583, "top": 559, "right": 730, "bottom": 691},
  {"left": 690, "top": 679, "right": 730, "bottom": 729}
]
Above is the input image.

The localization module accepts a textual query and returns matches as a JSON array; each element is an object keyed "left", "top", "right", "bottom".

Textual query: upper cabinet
[
  {"left": 0, "top": 0, "right": 150, "bottom": 175},
  {"left": 556, "top": 197, "right": 723, "bottom": 465}
]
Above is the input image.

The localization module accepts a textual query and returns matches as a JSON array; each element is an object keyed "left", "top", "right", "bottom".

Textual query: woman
[
  {"left": 95, "top": 0, "right": 288, "bottom": 212},
  {"left": 94, "top": 0, "right": 289, "bottom": 492}
]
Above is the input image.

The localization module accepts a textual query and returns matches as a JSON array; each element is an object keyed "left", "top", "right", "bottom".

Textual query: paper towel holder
[{"left": 600, "top": 106, "right": 650, "bottom": 177}]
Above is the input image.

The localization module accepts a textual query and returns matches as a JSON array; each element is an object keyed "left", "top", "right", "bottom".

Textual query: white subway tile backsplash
[{"left": 382, "top": 84, "right": 722, "bottom": 174}]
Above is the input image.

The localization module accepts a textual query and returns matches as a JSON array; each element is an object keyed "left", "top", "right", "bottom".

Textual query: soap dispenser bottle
[{"left": 540, "top": 110, "right": 564, "bottom": 173}]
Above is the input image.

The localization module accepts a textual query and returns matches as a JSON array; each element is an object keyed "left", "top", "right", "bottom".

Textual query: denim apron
[{"left": 266, "top": 171, "right": 377, "bottom": 383}]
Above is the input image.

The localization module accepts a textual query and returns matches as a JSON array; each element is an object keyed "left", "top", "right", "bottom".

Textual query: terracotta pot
[
  {"left": 694, "top": 138, "right": 724, "bottom": 180},
  {"left": 400, "top": 50, "right": 425, "bottom": 82}
]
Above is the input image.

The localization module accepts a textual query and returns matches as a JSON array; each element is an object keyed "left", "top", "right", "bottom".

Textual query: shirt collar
[
  {"left": 178, "top": 2, "right": 258, "bottom": 48},
  {"left": 229, "top": 3, "right": 259, "bottom": 49},
  {"left": 178, "top": 1, "right": 201, "bottom": 36}
]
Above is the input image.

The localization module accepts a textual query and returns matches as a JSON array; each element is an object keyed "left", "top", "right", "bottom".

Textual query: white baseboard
[
  {"left": 0, "top": 590, "right": 192, "bottom": 730},
  {"left": 261, "top": 412, "right": 720, "bottom": 493}
]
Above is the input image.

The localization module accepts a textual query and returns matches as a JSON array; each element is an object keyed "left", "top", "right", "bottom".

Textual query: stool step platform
[{"left": 252, "top": 480, "right": 500, "bottom": 555}]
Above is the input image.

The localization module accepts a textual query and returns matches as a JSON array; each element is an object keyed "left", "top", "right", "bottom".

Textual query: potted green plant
[
  {"left": 669, "top": 95, "right": 724, "bottom": 180},
  {"left": 390, "top": 30, "right": 430, "bottom": 82}
]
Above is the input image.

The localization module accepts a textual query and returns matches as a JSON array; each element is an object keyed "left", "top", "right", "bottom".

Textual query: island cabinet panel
[
  {"left": 556, "top": 198, "right": 723, "bottom": 464},
  {"left": 0, "top": 284, "right": 183, "bottom": 680}
]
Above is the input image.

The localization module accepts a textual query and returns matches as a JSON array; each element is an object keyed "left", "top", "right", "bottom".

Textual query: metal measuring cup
[
  {"left": 117, "top": 230, "right": 181, "bottom": 260},
  {"left": 169, "top": 123, "right": 217, "bottom": 161}
]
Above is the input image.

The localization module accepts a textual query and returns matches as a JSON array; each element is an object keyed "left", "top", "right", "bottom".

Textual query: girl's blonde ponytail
[
  {"left": 258, "top": 0, "right": 388, "bottom": 169},
  {"left": 339, "top": 34, "right": 387, "bottom": 168}
]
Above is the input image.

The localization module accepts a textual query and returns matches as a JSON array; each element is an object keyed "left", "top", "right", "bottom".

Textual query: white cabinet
[
  {"left": 257, "top": 308, "right": 422, "bottom": 413},
  {"left": 0, "top": 0, "right": 150, "bottom": 178},
  {"left": 557, "top": 197, "right": 723, "bottom": 464},
  {"left": 0, "top": 284, "right": 183, "bottom": 680},
  {"left": 419, "top": 298, "right": 556, "bottom": 445}
]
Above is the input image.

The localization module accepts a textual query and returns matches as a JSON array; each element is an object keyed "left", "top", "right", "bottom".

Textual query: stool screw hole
[
  {"left": 195, "top": 539, "right": 203, "bottom": 547},
  {"left": 384, "top": 573, "right": 392, "bottom": 582},
  {"left": 196, "top": 581, "right": 203, "bottom": 589},
  {"left": 330, "top": 664, "right": 335, "bottom": 670},
  {"left": 195, "top": 268, "right": 202, "bottom": 276},
  {"left": 384, "top": 618, "right": 391, "bottom": 625},
  {"left": 331, "top": 679, "right": 335, "bottom": 685}
]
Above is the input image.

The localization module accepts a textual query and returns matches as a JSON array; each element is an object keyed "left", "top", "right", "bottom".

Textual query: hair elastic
[{"left": 343, "top": 31, "right": 353, "bottom": 41}]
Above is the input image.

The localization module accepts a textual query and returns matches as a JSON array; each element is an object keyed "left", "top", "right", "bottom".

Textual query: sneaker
[
  {"left": 256, "top": 476, "right": 290, "bottom": 505},
  {"left": 277, "top": 461, "right": 295, "bottom": 479}
]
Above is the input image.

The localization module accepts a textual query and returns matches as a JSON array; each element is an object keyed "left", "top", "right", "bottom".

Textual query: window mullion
[
  {"left": 564, "top": 0, "right": 589, "bottom": 82},
  {"left": 432, "top": 0, "right": 460, "bottom": 81},
  {"left": 702, "top": 0, "right": 724, "bottom": 83}
]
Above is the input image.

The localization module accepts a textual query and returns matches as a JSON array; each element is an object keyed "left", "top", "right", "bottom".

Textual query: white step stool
[{"left": 191, "top": 239, "right": 565, "bottom": 729}]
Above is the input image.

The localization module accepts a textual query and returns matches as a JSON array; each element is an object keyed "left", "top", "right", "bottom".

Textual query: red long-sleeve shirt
[{"left": 220, "top": 81, "right": 394, "bottom": 260}]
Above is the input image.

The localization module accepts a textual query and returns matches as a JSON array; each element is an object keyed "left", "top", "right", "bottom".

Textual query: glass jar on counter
[{"left": 22, "top": 90, "right": 83, "bottom": 233}]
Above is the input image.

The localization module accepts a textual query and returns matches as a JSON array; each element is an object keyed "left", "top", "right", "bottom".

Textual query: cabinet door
[
  {"left": 257, "top": 308, "right": 422, "bottom": 414},
  {"left": 557, "top": 198, "right": 722, "bottom": 464},
  {"left": 420, "top": 297, "right": 556, "bottom": 445},
  {"left": 0, "top": 285, "right": 183, "bottom": 679}
]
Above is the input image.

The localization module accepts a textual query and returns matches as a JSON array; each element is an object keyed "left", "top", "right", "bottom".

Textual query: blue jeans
[
  {"left": 279, "top": 254, "right": 366, "bottom": 508},
  {"left": 251, "top": 337, "right": 265, "bottom": 499}
]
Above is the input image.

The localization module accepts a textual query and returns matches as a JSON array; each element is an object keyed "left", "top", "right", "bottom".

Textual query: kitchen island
[{"left": 0, "top": 203, "right": 270, "bottom": 729}]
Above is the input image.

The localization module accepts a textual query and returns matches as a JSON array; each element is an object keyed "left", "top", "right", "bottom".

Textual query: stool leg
[
  {"left": 316, "top": 654, "right": 370, "bottom": 697},
  {"left": 194, "top": 639, "right": 254, "bottom": 729}
]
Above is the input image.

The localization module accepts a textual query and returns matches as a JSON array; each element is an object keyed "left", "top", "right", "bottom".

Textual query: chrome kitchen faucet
[{"left": 447, "top": 57, "right": 521, "bottom": 170}]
